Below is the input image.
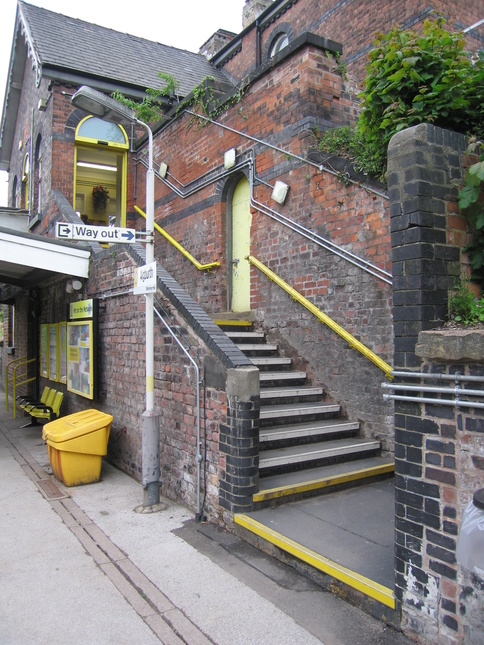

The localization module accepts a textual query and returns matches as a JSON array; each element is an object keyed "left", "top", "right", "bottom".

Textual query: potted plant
[{"left": 92, "top": 185, "right": 109, "bottom": 212}]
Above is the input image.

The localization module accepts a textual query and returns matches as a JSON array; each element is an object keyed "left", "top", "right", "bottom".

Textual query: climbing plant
[{"left": 112, "top": 72, "right": 180, "bottom": 123}]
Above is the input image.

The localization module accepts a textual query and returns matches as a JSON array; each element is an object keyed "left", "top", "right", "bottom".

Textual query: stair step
[
  {"left": 260, "top": 419, "right": 360, "bottom": 443},
  {"left": 260, "top": 386, "right": 323, "bottom": 400},
  {"left": 214, "top": 320, "right": 253, "bottom": 327},
  {"left": 226, "top": 331, "right": 265, "bottom": 340},
  {"left": 259, "top": 371, "right": 307, "bottom": 383},
  {"left": 261, "top": 402, "right": 340, "bottom": 421},
  {"left": 255, "top": 457, "right": 394, "bottom": 502},
  {"left": 237, "top": 343, "right": 278, "bottom": 353},
  {"left": 259, "top": 438, "right": 381, "bottom": 470},
  {"left": 250, "top": 357, "right": 292, "bottom": 368}
]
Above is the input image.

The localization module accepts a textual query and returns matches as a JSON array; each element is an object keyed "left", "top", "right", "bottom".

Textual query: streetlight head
[{"left": 71, "top": 86, "right": 136, "bottom": 126}]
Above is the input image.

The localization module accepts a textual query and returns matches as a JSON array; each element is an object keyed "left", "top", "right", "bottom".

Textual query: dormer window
[{"left": 270, "top": 33, "right": 289, "bottom": 58}]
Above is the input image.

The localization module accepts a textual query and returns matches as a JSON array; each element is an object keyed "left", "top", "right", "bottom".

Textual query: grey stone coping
[{"left": 416, "top": 329, "right": 484, "bottom": 362}]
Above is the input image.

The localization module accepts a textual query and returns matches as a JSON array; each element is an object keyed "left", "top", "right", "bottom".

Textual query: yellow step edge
[
  {"left": 235, "top": 513, "right": 395, "bottom": 609},
  {"left": 254, "top": 463, "right": 395, "bottom": 502},
  {"left": 214, "top": 320, "right": 253, "bottom": 327}
]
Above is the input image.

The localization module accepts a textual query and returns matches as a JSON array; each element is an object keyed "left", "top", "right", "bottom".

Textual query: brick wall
[
  {"left": 139, "top": 41, "right": 394, "bottom": 450},
  {"left": 220, "top": 0, "right": 483, "bottom": 88},
  {"left": 388, "top": 124, "right": 484, "bottom": 643}
]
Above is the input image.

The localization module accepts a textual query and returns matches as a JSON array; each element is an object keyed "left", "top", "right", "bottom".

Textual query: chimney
[
  {"left": 199, "top": 30, "right": 236, "bottom": 60},
  {"left": 243, "top": 0, "right": 274, "bottom": 29}
]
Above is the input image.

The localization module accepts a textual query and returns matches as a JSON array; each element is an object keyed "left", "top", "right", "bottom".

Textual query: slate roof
[{"left": 19, "top": 1, "right": 231, "bottom": 97}]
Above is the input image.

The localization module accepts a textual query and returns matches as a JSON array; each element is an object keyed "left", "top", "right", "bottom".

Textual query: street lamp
[{"left": 71, "top": 86, "right": 160, "bottom": 507}]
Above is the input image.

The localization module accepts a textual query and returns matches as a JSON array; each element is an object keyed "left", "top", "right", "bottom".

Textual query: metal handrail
[
  {"left": 248, "top": 255, "right": 393, "bottom": 379},
  {"left": 153, "top": 300, "right": 205, "bottom": 520},
  {"left": 5, "top": 355, "right": 26, "bottom": 411},
  {"left": 382, "top": 370, "right": 484, "bottom": 409},
  {"left": 135, "top": 205, "right": 220, "bottom": 271},
  {"left": 5, "top": 356, "right": 36, "bottom": 417},
  {"left": 138, "top": 153, "right": 392, "bottom": 285}
]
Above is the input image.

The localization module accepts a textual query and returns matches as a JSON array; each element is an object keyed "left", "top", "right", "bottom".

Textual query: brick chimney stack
[{"left": 243, "top": 0, "right": 274, "bottom": 29}]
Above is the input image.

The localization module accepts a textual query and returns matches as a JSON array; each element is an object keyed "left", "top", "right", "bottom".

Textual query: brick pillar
[
  {"left": 387, "top": 123, "right": 467, "bottom": 369},
  {"left": 387, "top": 124, "right": 470, "bottom": 641},
  {"left": 219, "top": 366, "right": 260, "bottom": 515}
]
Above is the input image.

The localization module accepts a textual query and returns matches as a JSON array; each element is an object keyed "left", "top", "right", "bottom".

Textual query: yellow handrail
[
  {"left": 248, "top": 255, "right": 393, "bottom": 380},
  {"left": 5, "top": 356, "right": 36, "bottom": 416},
  {"left": 135, "top": 205, "right": 220, "bottom": 271}
]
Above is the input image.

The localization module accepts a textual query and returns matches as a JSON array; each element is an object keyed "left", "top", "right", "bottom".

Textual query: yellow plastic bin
[{"left": 42, "top": 409, "right": 113, "bottom": 486}]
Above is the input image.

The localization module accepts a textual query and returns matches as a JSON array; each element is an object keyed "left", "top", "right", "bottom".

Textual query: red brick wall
[
  {"left": 137, "top": 43, "right": 394, "bottom": 449},
  {"left": 221, "top": 0, "right": 483, "bottom": 88}
]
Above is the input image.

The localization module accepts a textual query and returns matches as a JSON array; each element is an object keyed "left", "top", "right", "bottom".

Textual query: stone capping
[{"left": 416, "top": 329, "right": 484, "bottom": 362}]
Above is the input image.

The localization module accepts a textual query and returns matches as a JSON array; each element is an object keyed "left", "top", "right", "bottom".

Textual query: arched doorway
[{"left": 230, "top": 176, "right": 251, "bottom": 312}]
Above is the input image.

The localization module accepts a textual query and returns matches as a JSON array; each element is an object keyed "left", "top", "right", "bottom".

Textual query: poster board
[
  {"left": 59, "top": 322, "right": 67, "bottom": 384},
  {"left": 67, "top": 298, "right": 98, "bottom": 400},
  {"left": 48, "top": 323, "right": 59, "bottom": 381},
  {"left": 40, "top": 323, "right": 48, "bottom": 378},
  {"left": 67, "top": 321, "right": 93, "bottom": 398}
]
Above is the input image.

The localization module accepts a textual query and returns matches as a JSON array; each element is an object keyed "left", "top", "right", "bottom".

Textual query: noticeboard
[
  {"left": 40, "top": 323, "right": 48, "bottom": 378},
  {"left": 49, "top": 323, "right": 59, "bottom": 381},
  {"left": 67, "top": 298, "right": 98, "bottom": 400}
]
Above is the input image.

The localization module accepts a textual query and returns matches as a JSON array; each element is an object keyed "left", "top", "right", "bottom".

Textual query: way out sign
[
  {"left": 133, "top": 261, "right": 157, "bottom": 295},
  {"left": 55, "top": 222, "right": 135, "bottom": 243}
]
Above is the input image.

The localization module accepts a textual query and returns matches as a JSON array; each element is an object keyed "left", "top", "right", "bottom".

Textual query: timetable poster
[
  {"left": 67, "top": 298, "right": 98, "bottom": 399},
  {"left": 67, "top": 321, "right": 94, "bottom": 399}
]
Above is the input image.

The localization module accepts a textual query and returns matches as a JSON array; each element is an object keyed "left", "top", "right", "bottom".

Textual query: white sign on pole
[
  {"left": 133, "top": 261, "right": 157, "bottom": 295},
  {"left": 55, "top": 222, "right": 136, "bottom": 244}
]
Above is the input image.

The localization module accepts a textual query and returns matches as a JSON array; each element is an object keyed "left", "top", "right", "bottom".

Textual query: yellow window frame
[{"left": 74, "top": 116, "right": 129, "bottom": 227}]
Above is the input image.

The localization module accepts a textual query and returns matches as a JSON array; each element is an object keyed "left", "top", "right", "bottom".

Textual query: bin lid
[
  {"left": 474, "top": 488, "right": 484, "bottom": 510},
  {"left": 42, "top": 409, "right": 113, "bottom": 443}
]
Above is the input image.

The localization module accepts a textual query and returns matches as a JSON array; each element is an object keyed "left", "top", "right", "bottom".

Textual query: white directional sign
[
  {"left": 133, "top": 261, "right": 157, "bottom": 295},
  {"left": 55, "top": 222, "right": 136, "bottom": 244}
]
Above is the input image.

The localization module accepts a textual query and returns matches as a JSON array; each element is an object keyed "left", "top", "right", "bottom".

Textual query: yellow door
[{"left": 231, "top": 177, "right": 251, "bottom": 312}]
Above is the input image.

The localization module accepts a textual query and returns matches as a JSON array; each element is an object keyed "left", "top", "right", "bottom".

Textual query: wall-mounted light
[
  {"left": 271, "top": 180, "right": 289, "bottom": 205},
  {"left": 65, "top": 279, "right": 83, "bottom": 294},
  {"left": 159, "top": 162, "right": 168, "bottom": 179},
  {"left": 38, "top": 98, "right": 48, "bottom": 112},
  {"left": 224, "top": 148, "right": 236, "bottom": 169}
]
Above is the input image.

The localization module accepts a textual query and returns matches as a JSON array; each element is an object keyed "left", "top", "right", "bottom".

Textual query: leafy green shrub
[
  {"left": 317, "top": 18, "right": 483, "bottom": 179},
  {"left": 458, "top": 140, "right": 484, "bottom": 285},
  {"left": 449, "top": 281, "right": 484, "bottom": 325},
  {"left": 358, "top": 17, "right": 483, "bottom": 171},
  {"left": 317, "top": 126, "right": 384, "bottom": 178}
]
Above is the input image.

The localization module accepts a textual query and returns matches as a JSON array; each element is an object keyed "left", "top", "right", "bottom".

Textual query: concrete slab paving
[
  {"left": 245, "top": 479, "right": 395, "bottom": 588},
  {"left": 0, "top": 396, "right": 409, "bottom": 644}
]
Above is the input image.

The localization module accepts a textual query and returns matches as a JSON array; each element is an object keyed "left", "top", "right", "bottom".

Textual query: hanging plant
[{"left": 92, "top": 185, "right": 109, "bottom": 211}]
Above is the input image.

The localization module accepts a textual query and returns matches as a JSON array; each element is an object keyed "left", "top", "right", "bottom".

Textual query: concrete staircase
[
  {"left": 218, "top": 319, "right": 394, "bottom": 505},
  {"left": 216, "top": 319, "right": 397, "bottom": 620}
]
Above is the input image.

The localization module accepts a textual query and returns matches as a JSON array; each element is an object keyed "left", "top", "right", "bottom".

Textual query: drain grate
[{"left": 36, "top": 479, "right": 69, "bottom": 500}]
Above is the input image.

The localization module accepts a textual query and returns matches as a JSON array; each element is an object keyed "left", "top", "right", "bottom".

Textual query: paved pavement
[{"left": 0, "top": 397, "right": 409, "bottom": 644}]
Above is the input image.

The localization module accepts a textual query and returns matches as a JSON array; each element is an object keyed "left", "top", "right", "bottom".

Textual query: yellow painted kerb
[
  {"left": 253, "top": 462, "right": 395, "bottom": 502},
  {"left": 235, "top": 514, "right": 395, "bottom": 608}
]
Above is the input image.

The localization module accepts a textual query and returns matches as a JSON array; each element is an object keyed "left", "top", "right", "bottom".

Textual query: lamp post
[{"left": 71, "top": 86, "right": 160, "bottom": 507}]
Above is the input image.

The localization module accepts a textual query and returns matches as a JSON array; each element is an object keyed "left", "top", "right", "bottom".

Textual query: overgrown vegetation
[
  {"left": 449, "top": 281, "right": 484, "bottom": 326},
  {"left": 458, "top": 140, "right": 484, "bottom": 285},
  {"left": 318, "top": 17, "right": 484, "bottom": 179},
  {"left": 112, "top": 72, "right": 180, "bottom": 123}
]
